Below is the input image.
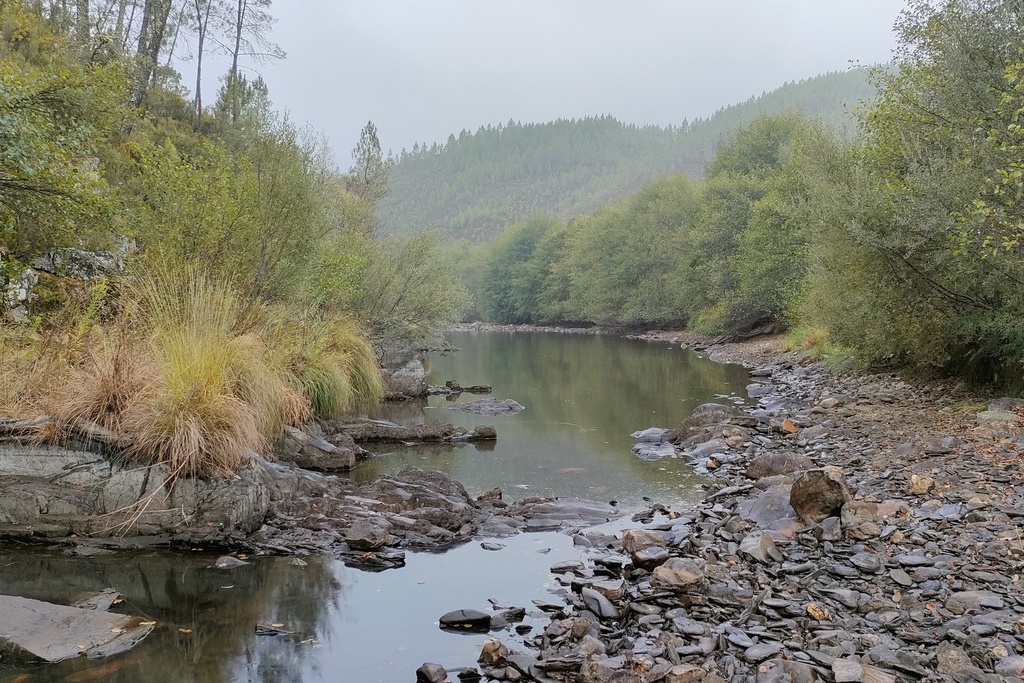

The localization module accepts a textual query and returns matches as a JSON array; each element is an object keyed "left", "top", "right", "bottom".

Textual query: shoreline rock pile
[{"left": 427, "top": 355, "right": 1024, "bottom": 682}]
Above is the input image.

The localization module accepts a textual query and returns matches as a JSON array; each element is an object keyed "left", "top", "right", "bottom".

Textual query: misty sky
[{"left": 200, "top": 1, "right": 905, "bottom": 166}]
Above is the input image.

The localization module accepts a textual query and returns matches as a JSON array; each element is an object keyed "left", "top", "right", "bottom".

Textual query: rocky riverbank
[{"left": 421, "top": 336, "right": 1024, "bottom": 683}]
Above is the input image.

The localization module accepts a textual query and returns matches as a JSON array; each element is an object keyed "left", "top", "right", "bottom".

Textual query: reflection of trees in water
[
  {"left": 235, "top": 557, "right": 347, "bottom": 683},
  {"left": 432, "top": 332, "right": 750, "bottom": 448},
  {"left": 0, "top": 549, "right": 345, "bottom": 683},
  {"left": 357, "top": 331, "right": 753, "bottom": 502},
  {"left": 364, "top": 397, "right": 429, "bottom": 424}
]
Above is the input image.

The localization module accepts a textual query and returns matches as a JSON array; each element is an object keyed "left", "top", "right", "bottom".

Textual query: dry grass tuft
[
  {"left": 51, "top": 331, "right": 152, "bottom": 434},
  {"left": 1, "top": 266, "right": 383, "bottom": 478},
  {"left": 121, "top": 327, "right": 264, "bottom": 477}
]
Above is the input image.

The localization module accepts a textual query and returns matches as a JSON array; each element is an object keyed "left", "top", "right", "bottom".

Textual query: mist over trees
[{"left": 379, "top": 70, "right": 875, "bottom": 243}]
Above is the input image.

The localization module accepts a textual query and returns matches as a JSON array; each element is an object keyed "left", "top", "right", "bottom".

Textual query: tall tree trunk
[
  {"left": 121, "top": 0, "right": 137, "bottom": 50},
  {"left": 131, "top": 0, "right": 170, "bottom": 107},
  {"left": 192, "top": 0, "right": 212, "bottom": 127},
  {"left": 164, "top": 0, "right": 186, "bottom": 67},
  {"left": 229, "top": 0, "right": 247, "bottom": 123},
  {"left": 75, "top": 0, "right": 89, "bottom": 45},
  {"left": 113, "top": 0, "right": 128, "bottom": 48}
]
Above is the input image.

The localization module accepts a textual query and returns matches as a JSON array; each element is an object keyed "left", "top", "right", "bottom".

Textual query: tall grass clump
[
  {"left": 119, "top": 268, "right": 309, "bottom": 476},
  {"left": 1, "top": 263, "right": 385, "bottom": 478},
  {"left": 121, "top": 327, "right": 264, "bottom": 476},
  {"left": 270, "top": 314, "right": 384, "bottom": 420},
  {"left": 0, "top": 330, "right": 71, "bottom": 420},
  {"left": 52, "top": 331, "right": 151, "bottom": 434}
]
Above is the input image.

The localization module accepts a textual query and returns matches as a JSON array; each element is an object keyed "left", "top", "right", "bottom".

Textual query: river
[{"left": 0, "top": 331, "right": 749, "bottom": 683}]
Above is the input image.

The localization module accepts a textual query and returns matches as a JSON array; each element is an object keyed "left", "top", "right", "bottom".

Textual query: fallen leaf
[
  {"left": 807, "top": 602, "right": 830, "bottom": 621},
  {"left": 178, "top": 628, "right": 192, "bottom": 634},
  {"left": 781, "top": 418, "right": 799, "bottom": 434}
]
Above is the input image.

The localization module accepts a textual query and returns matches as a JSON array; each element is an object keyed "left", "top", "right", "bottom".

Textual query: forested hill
[{"left": 379, "top": 69, "right": 875, "bottom": 242}]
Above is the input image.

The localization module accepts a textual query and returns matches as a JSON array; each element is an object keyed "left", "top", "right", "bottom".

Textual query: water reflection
[
  {"left": 0, "top": 529, "right": 594, "bottom": 683},
  {"left": 0, "top": 549, "right": 343, "bottom": 683},
  {"left": 360, "top": 331, "right": 750, "bottom": 507}
]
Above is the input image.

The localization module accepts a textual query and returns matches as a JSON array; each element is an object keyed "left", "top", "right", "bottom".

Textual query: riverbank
[{"left": 442, "top": 333, "right": 1024, "bottom": 682}]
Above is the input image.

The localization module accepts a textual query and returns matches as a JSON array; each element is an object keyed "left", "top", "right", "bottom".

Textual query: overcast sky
[{"left": 200, "top": 1, "right": 905, "bottom": 166}]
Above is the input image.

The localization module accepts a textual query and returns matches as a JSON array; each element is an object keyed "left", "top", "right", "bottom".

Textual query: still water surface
[
  {"left": 0, "top": 331, "right": 749, "bottom": 683},
  {"left": 360, "top": 330, "right": 750, "bottom": 508}
]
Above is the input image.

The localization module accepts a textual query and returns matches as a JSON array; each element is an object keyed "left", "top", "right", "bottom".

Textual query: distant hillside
[{"left": 379, "top": 69, "right": 875, "bottom": 242}]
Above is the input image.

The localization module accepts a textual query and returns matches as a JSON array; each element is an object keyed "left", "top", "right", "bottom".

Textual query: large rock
[
  {"left": 439, "top": 609, "right": 492, "bottom": 632},
  {"left": 652, "top": 558, "right": 706, "bottom": 592},
  {"left": 345, "top": 517, "right": 392, "bottom": 551},
  {"left": 789, "top": 466, "right": 851, "bottom": 524},
  {"left": 416, "top": 662, "right": 449, "bottom": 682},
  {"left": 745, "top": 452, "right": 813, "bottom": 480},
  {"left": 737, "top": 484, "right": 803, "bottom": 537},
  {"left": 33, "top": 245, "right": 125, "bottom": 280},
  {"left": 383, "top": 359, "right": 428, "bottom": 397},
  {"left": 276, "top": 426, "right": 356, "bottom": 471},
  {"left": 3, "top": 267, "right": 38, "bottom": 322},
  {"left": 0, "top": 594, "right": 153, "bottom": 662},
  {"left": 678, "top": 403, "right": 757, "bottom": 435},
  {"left": 359, "top": 467, "right": 477, "bottom": 531},
  {"left": 0, "top": 445, "right": 269, "bottom": 541},
  {"left": 621, "top": 529, "right": 667, "bottom": 555}
]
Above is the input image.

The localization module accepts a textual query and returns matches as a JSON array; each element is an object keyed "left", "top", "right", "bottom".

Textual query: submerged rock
[
  {"left": 0, "top": 594, "right": 154, "bottom": 663},
  {"left": 447, "top": 398, "right": 526, "bottom": 415},
  {"left": 512, "top": 498, "right": 622, "bottom": 531}
]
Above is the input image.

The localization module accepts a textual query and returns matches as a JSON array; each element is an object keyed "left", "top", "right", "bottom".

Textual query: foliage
[
  {"left": 0, "top": 1, "right": 468, "bottom": 479},
  {"left": 479, "top": 215, "right": 562, "bottom": 323},
  {"left": 349, "top": 232, "right": 470, "bottom": 350},
  {"left": 560, "top": 173, "right": 700, "bottom": 325},
  {"left": 473, "top": 115, "right": 830, "bottom": 335},
  {"left": 0, "top": 3, "right": 130, "bottom": 255},
  {"left": 797, "top": 0, "right": 1024, "bottom": 386},
  {"left": 380, "top": 70, "right": 876, "bottom": 243}
]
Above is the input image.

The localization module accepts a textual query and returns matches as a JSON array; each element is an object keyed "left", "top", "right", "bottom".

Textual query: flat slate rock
[
  {"left": 439, "top": 609, "right": 492, "bottom": 632},
  {"left": 447, "top": 398, "right": 525, "bottom": 415},
  {"left": 0, "top": 594, "right": 154, "bottom": 663},
  {"left": 515, "top": 498, "right": 622, "bottom": 531}
]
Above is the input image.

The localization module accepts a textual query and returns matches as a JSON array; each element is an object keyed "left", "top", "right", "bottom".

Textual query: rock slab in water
[
  {"left": 439, "top": 609, "right": 493, "bottom": 632},
  {"left": 0, "top": 594, "right": 154, "bottom": 663},
  {"left": 447, "top": 398, "right": 526, "bottom": 415},
  {"left": 513, "top": 498, "right": 622, "bottom": 531}
]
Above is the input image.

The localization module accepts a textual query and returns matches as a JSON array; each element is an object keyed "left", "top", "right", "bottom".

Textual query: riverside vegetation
[
  {"left": 0, "top": 1, "right": 467, "bottom": 479},
  {"left": 456, "top": 0, "right": 1024, "bottom": 392}
]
